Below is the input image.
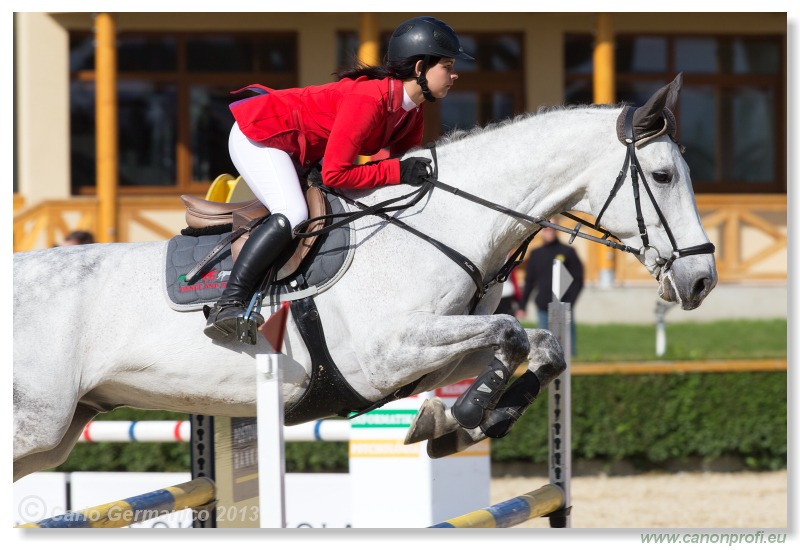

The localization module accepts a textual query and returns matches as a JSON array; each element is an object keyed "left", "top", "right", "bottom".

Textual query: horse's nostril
[{"left": 692, "top": 277, "right": 710, "bottom": 298}]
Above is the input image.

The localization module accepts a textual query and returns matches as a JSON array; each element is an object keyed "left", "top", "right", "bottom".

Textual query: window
[
  {"left": 337, "top": 31, "right": 525, "bottom": 145},
  {"left": 564, "top": 34, "right": 785, "bottom": 194},
  {"left": 69, "top": 32, "right": 298, "bottom": 195}
]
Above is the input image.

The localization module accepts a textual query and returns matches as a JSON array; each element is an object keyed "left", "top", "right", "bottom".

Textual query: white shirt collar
[{"left": 402, "top": 87, "right": 418, "bottom": 112}]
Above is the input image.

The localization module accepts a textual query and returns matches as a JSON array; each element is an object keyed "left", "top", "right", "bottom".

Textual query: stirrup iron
[{"left": 236, "top": 291, "right": 265, "bottom": 345}]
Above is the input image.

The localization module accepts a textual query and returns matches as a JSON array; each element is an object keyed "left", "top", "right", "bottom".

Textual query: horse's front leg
[
  {"left": 405, "top": 328, "right": 566, "bottom": 458},
  {"left": 371, "top": 312, "right": 528, "bottom": 394}
]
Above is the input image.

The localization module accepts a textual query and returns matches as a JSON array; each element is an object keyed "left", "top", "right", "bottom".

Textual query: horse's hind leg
[{"left": 13, "top": 403, "right": 99, "bottom": 482}]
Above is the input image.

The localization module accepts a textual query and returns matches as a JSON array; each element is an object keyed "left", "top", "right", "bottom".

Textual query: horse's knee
[
  {"left": 525, "top": 328, "right": 566, "bottom": 387},
  {"left": 493, "top": 314, "right": 530, "bottom": 367}
]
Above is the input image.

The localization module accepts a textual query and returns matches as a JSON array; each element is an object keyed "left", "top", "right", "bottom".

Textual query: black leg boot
[
  {"left": 451, "top": 361, "right": 512, "bottom": 429},
  {"left": 478, "top": 370, "right": 541, "bottom": 438},
  {"left": 204, "top": 213, "right": 293, "bottom": 341}
]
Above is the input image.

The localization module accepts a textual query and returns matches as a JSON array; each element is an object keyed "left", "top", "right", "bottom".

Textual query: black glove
[{"left": 399, "top": 157, "right": 432, "bottom": 186}]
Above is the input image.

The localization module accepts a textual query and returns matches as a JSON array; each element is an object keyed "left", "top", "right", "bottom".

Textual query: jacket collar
[{"left": 388, "top": 78, "right": 405, "bottom": 114}]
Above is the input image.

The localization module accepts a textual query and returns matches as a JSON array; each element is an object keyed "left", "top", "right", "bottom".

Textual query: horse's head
[{"left": 587, "top": 74, "right": 717, "bottom": 310}]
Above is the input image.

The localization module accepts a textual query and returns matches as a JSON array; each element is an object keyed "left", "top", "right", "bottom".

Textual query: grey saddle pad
[{"left": 163, "top": 195, "right": 352, "bottom": 311}]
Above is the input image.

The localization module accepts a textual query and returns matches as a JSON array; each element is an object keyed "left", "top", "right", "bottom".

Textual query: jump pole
[
  {"left": 256, "top": 302, "right": 290, "bottom": 528},
  {"left": 429, "top": 484, "right": 565, "bottom": 528},
  {"left": 256, "top": 353, "right": 286, "bottom": 528},
  {"left": 428, "top": 258, "right": 574, "bottom": 529},
  {"left": 547, "top": 257, "right": 573, "bottom": 527},
  {"left": 79, "top": 419, "right": 350, "bottom": 443},
  {"left": 17, "top": 478, "right": 216, "bottom": 528}
]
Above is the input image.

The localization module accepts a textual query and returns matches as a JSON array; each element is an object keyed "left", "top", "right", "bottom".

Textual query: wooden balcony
[
  {"left": 13, "top": 193, "right": 787, "bottom": 284},
  {"left": 594, "top": 194, "right": 787, "bottom": 283},
  {"left": 13, "top": 195, "right": 187, "bottom": 251}
]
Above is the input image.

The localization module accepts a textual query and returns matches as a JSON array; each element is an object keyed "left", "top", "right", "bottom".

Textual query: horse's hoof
[
  {"left": 404, "top": 397, "right": 457, "bottom": 445},
  {"left": 427, "top": 431, "right": 462, "bottom": 458},
  {"left": 404, "top": 399, "right": 436, "bottom": 444},
  {"left": 426, "top": 426, "right": 486, "bottom": 459}
]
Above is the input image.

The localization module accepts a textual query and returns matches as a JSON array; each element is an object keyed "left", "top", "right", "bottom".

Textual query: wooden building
[{"left": 13, "top": 12, "right": 787, "bottom": 286}]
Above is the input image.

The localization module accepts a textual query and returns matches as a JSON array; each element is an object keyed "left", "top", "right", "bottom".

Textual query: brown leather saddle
[{"left": 180, "top": 186, "right": 328, "bottom": 282}]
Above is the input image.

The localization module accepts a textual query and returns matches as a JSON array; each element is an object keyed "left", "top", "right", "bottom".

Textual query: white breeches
[{"left": 228, "top": 122, "right": 309, "bottom": 228}]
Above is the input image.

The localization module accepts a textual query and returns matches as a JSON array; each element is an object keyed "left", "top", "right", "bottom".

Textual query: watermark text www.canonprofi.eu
[{"left": 641, "top": 532, "right": 787, "bottom": 545}]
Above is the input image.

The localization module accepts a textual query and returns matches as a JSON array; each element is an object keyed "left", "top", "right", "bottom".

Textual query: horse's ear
[
  {"left": 665, "top": 72, "right": 682, "bottom": 113},
  {"left": 632, "top": 75, "right": 680, "bottom": 138},
  {"left": 633, "top": 87, "right": 668, "bottom": 133}
]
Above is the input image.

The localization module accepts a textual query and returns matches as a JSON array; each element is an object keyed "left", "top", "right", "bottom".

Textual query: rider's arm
[{"left": 321, "top": 94, "right": 401, "bottom": 189}]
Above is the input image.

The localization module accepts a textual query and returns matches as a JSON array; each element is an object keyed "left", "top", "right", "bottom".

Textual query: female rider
[{"left": 204, "top": 16, "right": 473, "bottom": 340}]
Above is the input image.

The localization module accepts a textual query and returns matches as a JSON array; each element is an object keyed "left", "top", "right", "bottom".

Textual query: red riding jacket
[{"left": 229, "top": 77, "right": 425, "bottom": 189}]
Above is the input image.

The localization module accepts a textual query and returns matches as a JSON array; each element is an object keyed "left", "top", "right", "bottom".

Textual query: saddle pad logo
[{"left": 177, "top": 269, "right": 230, "bottom": 293}]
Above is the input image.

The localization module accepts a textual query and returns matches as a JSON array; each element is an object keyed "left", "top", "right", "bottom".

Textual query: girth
[{"left": 284, "top": 277, "right": 418, "bottom": 425}]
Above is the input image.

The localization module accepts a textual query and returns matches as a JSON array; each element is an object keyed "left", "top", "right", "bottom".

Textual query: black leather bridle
[
  {"left": 558, "top": 107, "right": 716, "bottom": 275},
  {"left": 295, "top": 107, "right": 715, "bottom": 313}
]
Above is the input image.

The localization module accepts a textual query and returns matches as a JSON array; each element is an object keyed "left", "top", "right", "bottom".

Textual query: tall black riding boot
[{"left": 204, "top": 213, "right": 293, "bottom": 341}]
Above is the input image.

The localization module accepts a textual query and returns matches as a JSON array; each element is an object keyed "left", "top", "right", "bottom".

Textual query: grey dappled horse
[{"left": 13, "top": 75, "right": 716, "bottom": 481}]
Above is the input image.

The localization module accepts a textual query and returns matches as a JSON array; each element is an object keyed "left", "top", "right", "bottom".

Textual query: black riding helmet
[
  {"left": 388, "top": 16, "right": 474, "bottom": 62},
  {"left": 388, "top": 16, "right": 473, "bottom": 102}
]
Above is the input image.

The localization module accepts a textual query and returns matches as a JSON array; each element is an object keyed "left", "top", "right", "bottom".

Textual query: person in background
[
  {"left": 61, "top": 230, "right": 95, "bottom": 246},
  {"left": 521, "top": 221, "right": 584, "bottom": 354},
  {"left": 495, "top": 268, "right": 521, "bottom": 317}
]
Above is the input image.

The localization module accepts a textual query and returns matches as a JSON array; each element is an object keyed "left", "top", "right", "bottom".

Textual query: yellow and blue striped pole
[
  {"left": 429, "top": 484, "right": 565, "bottom": 528},
  {"left": 18, "top": 478, "right": 215, "bottom": 528}
]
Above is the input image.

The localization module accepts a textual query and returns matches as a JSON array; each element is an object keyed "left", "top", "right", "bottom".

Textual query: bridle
[
  {"left": 294, "top": 106, "right": 715, "bottom": 313},
  {"left": 560, "top": 107, "right": 715, "bottom": 276}
]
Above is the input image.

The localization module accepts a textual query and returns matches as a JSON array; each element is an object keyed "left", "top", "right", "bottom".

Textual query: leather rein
[{"left": 294, "top": 109, "right": 715, "bottom": 313}]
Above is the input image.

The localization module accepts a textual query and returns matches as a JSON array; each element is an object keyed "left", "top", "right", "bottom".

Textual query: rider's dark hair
[{"left": 334, "top": 55, "right": 441, "bottom": 81}]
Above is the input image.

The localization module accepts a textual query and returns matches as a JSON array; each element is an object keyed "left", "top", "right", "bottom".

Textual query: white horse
[{"left": 13, "top": 74, "right": 716, "bottom": 481}]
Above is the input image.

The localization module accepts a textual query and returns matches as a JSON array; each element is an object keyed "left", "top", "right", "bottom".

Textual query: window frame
[
  {"left": 422, "top": 31, "right": 526, "bottom": 144},
  {"left": 69, "top": 31, "right": 299, "bottom": 196},
  {"left": 564, "top": 32, "right": 786, "bottom": 194}
]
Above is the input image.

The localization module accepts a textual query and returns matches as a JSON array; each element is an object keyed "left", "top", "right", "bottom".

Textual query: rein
[
  {"left": 423, "top": 108, "right": 715, "bottom": 286},
  {"left": 291, "top": 109, "right": 715, "bottom": 313},
  {"left": 305, "top": 180, "right": 488, "bottom": 313}
]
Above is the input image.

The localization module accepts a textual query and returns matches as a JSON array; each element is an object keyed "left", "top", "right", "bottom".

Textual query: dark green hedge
[
  {"left": 55, "top": 372, "right": 786, "bottom": 474},
  {"left": 492, "top": 371, "right": 787, "bottom": 470}
]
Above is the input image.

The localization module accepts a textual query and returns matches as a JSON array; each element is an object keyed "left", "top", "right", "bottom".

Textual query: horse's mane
[{"left": 431, "top": 102, "right": 624, "bottom": 148}]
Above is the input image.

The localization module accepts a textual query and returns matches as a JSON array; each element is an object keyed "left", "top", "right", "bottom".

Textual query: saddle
[{"left": 180, "top": 186, "right": 328, "bottom": 282}]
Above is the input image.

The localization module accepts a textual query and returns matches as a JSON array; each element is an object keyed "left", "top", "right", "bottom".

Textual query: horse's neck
[{"left": 420, "top": 107, "right": 621, "bottom": 275}]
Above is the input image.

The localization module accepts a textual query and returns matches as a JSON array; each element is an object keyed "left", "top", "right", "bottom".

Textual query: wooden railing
[
  {"left": 603, "top": 194, "right": 787, "bottom": 283},
  {"left": 13, "top": 193, "right": 787, "bottom": 284},
  {"left": 13, "top": 195, "right": 186, "bottom": 251},
  {"left": 13, "top": 197, "right": 99, "bottom": 251}
]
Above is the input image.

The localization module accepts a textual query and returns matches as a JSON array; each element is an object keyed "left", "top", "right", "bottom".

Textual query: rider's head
[{"left": 387, "top": 16, "right": 473, "bottom": 103}]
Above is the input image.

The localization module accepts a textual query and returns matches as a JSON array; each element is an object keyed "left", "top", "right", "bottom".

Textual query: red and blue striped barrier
[{"left": 79, "top": 419, "right": 349, "bottom": 443}]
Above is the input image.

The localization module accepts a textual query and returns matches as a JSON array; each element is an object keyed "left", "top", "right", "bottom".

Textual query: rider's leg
[
  {"left": 204, "top": 213, "right": 294, "bottom": 339},
  {"left": 228, "top": 122, "right": 309, "bottom": 229},
  {"left": 204, "top": 124, "right": 308, "bottom": 341}
]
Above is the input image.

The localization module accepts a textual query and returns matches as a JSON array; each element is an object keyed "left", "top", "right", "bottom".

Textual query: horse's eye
[{"left": 652, "top": 171, "right": 672, "bottom": 184}]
